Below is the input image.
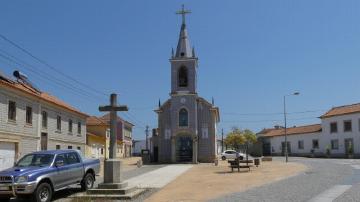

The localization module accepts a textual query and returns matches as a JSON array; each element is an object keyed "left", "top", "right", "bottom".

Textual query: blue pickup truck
[{"left": 0, "top": 150, "right": 100, "bottom": 202}]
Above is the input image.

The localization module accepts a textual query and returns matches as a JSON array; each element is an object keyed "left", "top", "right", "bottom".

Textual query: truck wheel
[
  {"left": 81, "top": 173, "right": 94, "bottom": 191},
  {"left": 221, "top": 156, "right": 226, "bottom": 160},
  {"left": 33, "top": 182, "right": 52, "bottom": 202}
]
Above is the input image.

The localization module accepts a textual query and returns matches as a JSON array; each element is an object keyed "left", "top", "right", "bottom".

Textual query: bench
[
  {"left": 228, "top": 159, "right": 250, "bottom": 172},
  {"left": 239, "top": 159, "right": 253, "bottom": 164}
]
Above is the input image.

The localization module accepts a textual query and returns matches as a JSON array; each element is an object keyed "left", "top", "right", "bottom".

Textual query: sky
[{"left": 1, "top": 1, "right": 360, "bottom": 140}]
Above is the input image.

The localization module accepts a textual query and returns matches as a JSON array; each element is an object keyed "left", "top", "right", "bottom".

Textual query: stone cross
[
  {"left": 99, "top": 93, "right": 128, "bottom": 159},
  {"left": 176, "top": 4, "right": 191, "bottom": 25}
]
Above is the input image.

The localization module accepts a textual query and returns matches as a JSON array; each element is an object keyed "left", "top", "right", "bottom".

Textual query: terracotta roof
[
  {"left": 86, "top": 113, "right": 134, "bottom": 127},
  {"left": 0, "top": 77, "right": 88, "bottom": 117},
  {"left": 100, "top": 113, "right": 124, "bottom": 123},
  {"left": 259, "top": 124, "right": 322, "bottom": 137},
  {"left": 257, "top": 128, "right": 278, "bottom": 135},
  {"left": 320, "top": 103, "right": 360, "bottom": 118},
  {"left": 86, "top": 116, "right": 108, "bottom": 126}
]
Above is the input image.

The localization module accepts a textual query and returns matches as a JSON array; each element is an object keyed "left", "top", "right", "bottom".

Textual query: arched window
[
  {"left": 178, "top": 66, "right": 188, "bottom": 87},
  {"left": 179, "top": 108, "right": 188, "bottom": 127}
]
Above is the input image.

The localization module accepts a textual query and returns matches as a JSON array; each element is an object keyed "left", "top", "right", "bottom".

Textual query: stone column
[
  {"left": 171, "top": 136, "right": 176, "bottom": 163},
  {"left": 192, "top": 135, "right": 198, "bottom": 164}
]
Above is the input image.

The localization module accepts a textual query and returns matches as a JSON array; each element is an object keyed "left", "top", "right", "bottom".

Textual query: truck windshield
[{"left": 16, "top": 154, "right": 54, "bottom": 167}]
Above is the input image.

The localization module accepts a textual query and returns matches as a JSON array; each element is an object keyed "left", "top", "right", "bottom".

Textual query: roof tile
[{"left": 259, "top": 124, "right": 322, "bottom": 137}]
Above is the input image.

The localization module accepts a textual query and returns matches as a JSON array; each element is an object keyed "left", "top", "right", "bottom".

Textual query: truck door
[
  {"left": 53, "top": 154, "right": 69, "bottom": 189},
  {"left": 65, "top": 152, "right": 84, "bottom": 183}
]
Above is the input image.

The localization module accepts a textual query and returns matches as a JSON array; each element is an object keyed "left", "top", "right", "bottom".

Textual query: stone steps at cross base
[
  {"left": 87, "top": 186, "right": 136, "bottom": 195},
  {"left": 70, "top": 188, "right": 147, "bottom": 201}
]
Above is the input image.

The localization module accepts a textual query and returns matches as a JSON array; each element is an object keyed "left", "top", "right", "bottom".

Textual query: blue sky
[{"left": 1, "top": 1, "right": 360, "bottom": 139}]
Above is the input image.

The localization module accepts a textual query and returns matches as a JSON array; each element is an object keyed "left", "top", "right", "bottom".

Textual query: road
[{"left": 212, "top": 157, "right": 360, "bottom": 202}]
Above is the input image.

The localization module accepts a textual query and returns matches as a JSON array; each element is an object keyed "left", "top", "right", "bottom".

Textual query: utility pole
[
  {"left": 145, "top": 125, "right": 149, "bottom": 150},
  {"left": 221, "top": 128, "right": 224, "bottom": 153}
]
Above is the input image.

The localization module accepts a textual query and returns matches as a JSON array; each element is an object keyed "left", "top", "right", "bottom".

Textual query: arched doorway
[{"left": 176, "top": 135, "right": 192, "bottom": 162}]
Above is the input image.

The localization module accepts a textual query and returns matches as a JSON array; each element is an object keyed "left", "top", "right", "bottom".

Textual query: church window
[
  {"left": 179, "top": 108, "right": 188, "bottom": 127},
  {"left": 202, "top": 124, "right": 209, "bottom": 139},
  {"left": 178, "top": 66, "right": 188, "bottom": 87}
]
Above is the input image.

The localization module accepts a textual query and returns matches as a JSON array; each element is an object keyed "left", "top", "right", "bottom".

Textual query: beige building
[
  {"left": 86, "top": 114, "right": 133, "bottom": 159},
  {"left": 0, "top": 72, "right": 88, "bottom": 171}
]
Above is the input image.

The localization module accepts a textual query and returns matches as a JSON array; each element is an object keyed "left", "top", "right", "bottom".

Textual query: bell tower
[{"left": 170, "top": 5, "right": 198, "bottom": 95}]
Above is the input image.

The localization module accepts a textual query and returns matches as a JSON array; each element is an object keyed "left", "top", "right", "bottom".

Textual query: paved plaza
[
  {"left": 125, "top": 165, "right": 193, "bottom": 188},
  {"left": 212, "top": 157, "right": 360, "bottom": 202}
]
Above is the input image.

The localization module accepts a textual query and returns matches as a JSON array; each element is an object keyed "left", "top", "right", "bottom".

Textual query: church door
[{"left": 176, "top": 136, "right": 192, "bottom": 162}]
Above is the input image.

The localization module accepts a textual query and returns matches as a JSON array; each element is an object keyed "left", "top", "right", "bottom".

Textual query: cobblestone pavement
[{"left": 211, "top": 157, "right": 360, "bottom": 202}]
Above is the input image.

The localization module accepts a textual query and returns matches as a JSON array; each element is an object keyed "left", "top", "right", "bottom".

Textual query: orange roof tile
[
  {"left": 100, "top": 113, "right": 134, "bottom": 126},
  {"left": 320, "top": 103, "right": 360, "bottom": 118},
  {"left": 86, "top": 116, "right": 108, "bottom": 126},
  {"left": 86, "top": 113, "right": 134, "bottom": 127},
  {"left": 259, "top": 124, "right": 322, "bottom": 137},
  {"left": 0, "top": 77, "right": 88, "bottom": 117}
]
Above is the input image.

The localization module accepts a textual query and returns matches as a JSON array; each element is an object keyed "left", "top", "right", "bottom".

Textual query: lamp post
[{"left": 284, "top": 92, "right": 300, "bottom": 163}]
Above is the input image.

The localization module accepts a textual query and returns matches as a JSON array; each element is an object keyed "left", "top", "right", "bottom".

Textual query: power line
[
  {"left": 222, "top": 109, "right": 327, "bottom": 116},
  {"left": 0, "top": 33, "right": 108, "bottom": 97},
  {"left": 0, "top": 34, "right": 158, "bottom": 132},
  {"left": 221, "top": 116, "right": 319, "bottom": 124},
  {"left": 0, "top": 48, "right": 106, "bottom": 99},
  {"left": 0, "top": 51, "right": 106, "bottom": 103},
  {"left": 122, "top": 112, "right": 147, "bottom": 130}
]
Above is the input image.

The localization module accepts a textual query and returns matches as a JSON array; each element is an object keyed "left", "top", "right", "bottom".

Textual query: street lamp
[{"left": 284, "top": 92, "right": 300, "bottom": 163}]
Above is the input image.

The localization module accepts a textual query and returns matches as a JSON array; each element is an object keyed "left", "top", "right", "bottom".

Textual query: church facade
[{"left": 153, "top": 7, "right": 220, "bottom": 163}]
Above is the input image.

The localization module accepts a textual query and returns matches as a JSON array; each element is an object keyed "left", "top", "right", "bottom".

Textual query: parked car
[
  {"left": 221, "top": 150, "right": 252, "bottom": 160},
  {"left": 0, "top": 150, "right": 100, "bottom": 202}
]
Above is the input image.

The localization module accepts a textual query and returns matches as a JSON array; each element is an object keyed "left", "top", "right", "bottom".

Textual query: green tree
[
  {"left": 224, "top": 127, "right": 257, "bottom": 151},
  {"left": 243, "top": 129, "right": 257, "bottom": 144}
]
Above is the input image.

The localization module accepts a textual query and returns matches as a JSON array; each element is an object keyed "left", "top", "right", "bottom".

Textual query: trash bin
[{"left": 254, "top": 158, "right": 260, "bottom": 167}]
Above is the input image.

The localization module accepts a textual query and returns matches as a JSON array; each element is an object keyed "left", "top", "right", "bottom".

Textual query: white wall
[
  {"left": 269, "top": 112, "right": 360, "bottom": 156},
  {"left": 0, "top": 87, "right": 39, "bottom": 157},
  {"left": 270, "top": 132, "right": 322, "bottom": 155},
  {"left": 40, "top": 102, "right": 86, "bottom": 151},
  {"left": 321, "top": 113, "right": 360, "bottom": 155},
  {"left": 0, "top": 85, "right": 86, "bottom": 157}
]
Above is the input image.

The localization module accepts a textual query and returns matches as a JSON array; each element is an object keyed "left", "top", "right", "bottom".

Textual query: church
[{"left": 152, "top": 6, "right": 220, "bottom": 163}]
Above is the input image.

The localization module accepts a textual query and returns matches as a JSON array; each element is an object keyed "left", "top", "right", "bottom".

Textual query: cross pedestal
[
  {"left": 98, "top": 93, "right": 129, "bottom": 189},
  {"left": 99, "top": 159, "right": 127, "bottom": 189}
]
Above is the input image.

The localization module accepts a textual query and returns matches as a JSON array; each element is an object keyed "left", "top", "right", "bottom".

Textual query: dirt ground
[{"left": 145, "top": 159, "right": 307, "bottom": 202}]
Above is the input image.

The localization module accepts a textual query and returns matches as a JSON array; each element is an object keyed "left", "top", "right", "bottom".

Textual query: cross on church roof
[{"left": 176, "top": 4, "right": 191, "bottom": 25}]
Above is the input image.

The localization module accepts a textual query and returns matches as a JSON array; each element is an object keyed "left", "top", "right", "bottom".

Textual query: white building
[
  {"left": 0, "top": 72, "right": 88, "bottom": 171},
  {"left": 259, "top": 103, "right": 360, "bottom": 158}
]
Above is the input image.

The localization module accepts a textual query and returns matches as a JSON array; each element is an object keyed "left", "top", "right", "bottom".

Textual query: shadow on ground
[{"left": 214, "top": 170, "right": 250, "bottom": 174}]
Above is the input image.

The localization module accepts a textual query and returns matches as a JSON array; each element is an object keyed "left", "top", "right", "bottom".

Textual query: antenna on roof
[{"left": 13, "top": 70, "right": 41, "bottom": 93}]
